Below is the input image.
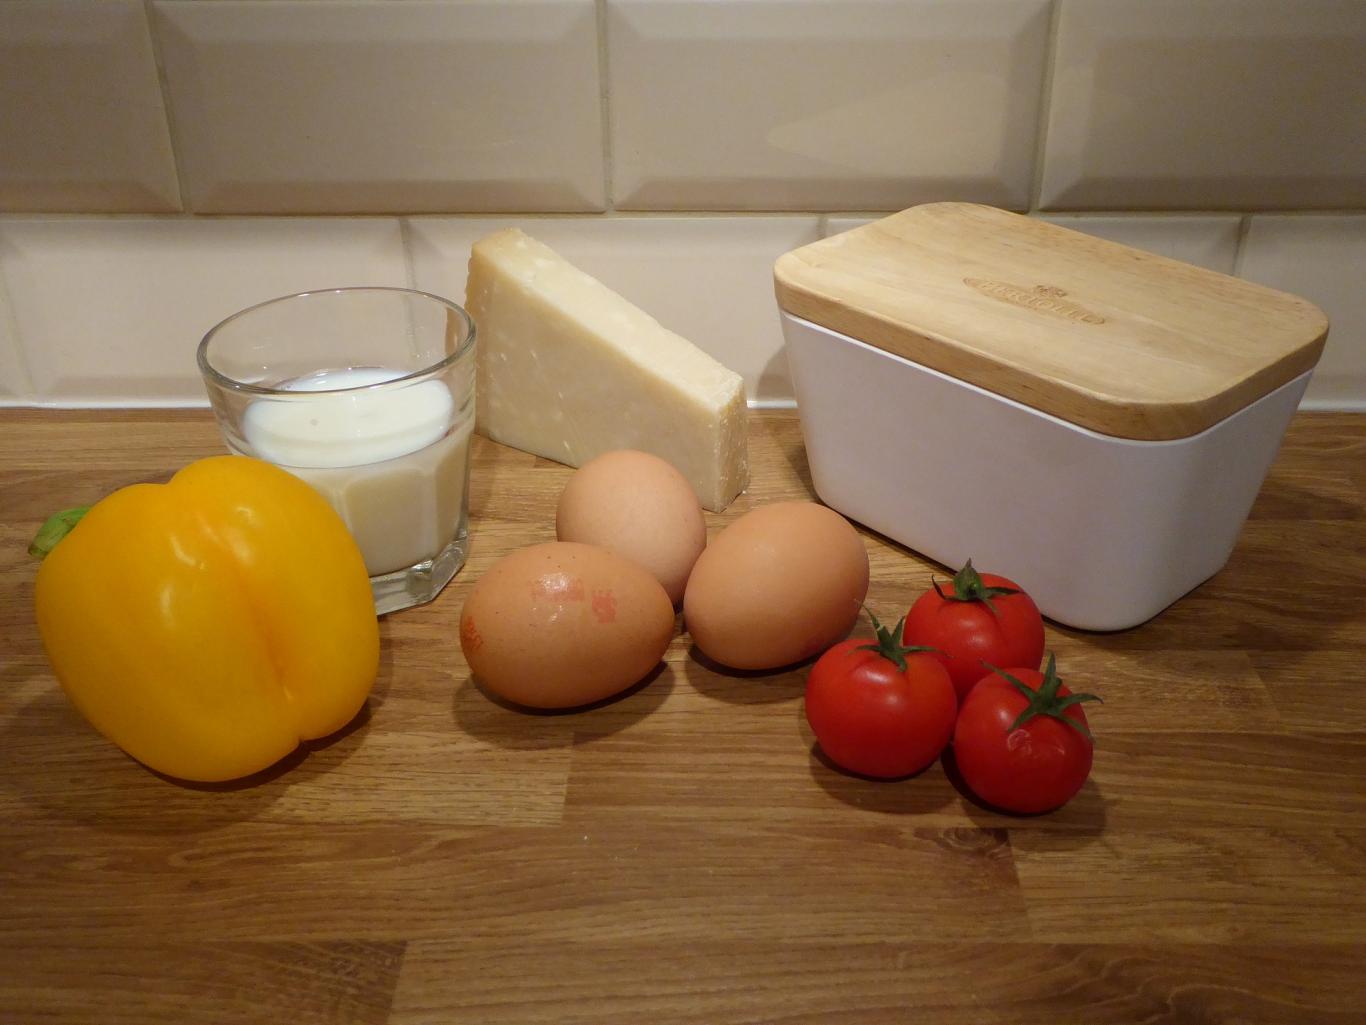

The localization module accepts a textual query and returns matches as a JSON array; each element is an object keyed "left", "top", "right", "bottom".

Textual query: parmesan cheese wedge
[{"left": 464, "top": 228, "right": 749, "bottom": 511}]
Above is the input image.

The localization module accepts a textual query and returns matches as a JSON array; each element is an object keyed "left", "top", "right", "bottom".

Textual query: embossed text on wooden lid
[{"left": 773, "top": 203, "right": 1329, "bottom": 440}]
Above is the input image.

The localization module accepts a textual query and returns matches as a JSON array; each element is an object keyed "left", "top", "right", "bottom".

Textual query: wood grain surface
[
  {"left": 773, "top": 203, "right": 1328, "bottom": 440},
  {"left": 1, "top": 407, "right": 1364, "bottom": 1024}
]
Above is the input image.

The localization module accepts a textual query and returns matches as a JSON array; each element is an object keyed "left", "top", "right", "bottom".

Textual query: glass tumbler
[{"left": 198, "top": 287, "right": 476, "bottom": 615}]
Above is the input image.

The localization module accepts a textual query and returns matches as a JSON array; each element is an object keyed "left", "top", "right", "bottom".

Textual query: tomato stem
[
  {"left": 28, "top": 507, "right": 91, "bottom": 559},
  {"left": 931, "top": 559, "right": 1021, "bottom": 618},
  {"left": 984, "top": 654, "right": 1102, "bottom": 741},
  {"left": 854, "top": 606, "right": 937, "bottom": 673}
]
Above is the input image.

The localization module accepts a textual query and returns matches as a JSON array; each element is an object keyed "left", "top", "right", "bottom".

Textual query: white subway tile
[
  {"left": 1037, "top": 215, "right": 1243, "bottom": 275},
  {"left": 0, "top": 1, "right": 180, "bottom": 213},
  {"left": 1237, "top": 216, "right": 1366, "bottom": 410},
  {"left": 0, "top": 281, "right": 31, "bottom": 400},
  {"left": 1041, "top": 0, "right": 1366, "bottom": 210},
  {"left": 407, "top": 215, "right": 821, "bottom": 401},
  {"left": 0, "top": 218, "right": 409, "bottom": 403},
  {"left": 823, "top": 216, "right": 884, "bottom": 238},
  {"left": 152, "top": 0, "right": 605, "bottom": 214},
  {"left": 608, "top": 0, "right": 1051, "bottom": 211}
]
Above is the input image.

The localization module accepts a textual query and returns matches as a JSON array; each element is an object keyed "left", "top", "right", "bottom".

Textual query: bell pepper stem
[{"left": 29, "top": 507, "right": 91, "bottom": 559}]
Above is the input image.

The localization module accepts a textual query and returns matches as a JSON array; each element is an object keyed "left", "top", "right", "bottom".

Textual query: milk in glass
[{"left": 239, "top": 368, "right": 471, "bottom": 576}]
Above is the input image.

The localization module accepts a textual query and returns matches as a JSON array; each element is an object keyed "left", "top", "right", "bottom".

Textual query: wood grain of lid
[{"left": 773, "top": 203, "right": 1329, "bottom": 440}]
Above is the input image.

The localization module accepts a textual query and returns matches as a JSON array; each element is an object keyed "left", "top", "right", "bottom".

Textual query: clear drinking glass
[{"left": 198, "top": 287, "right": 476, "bottom": 615}]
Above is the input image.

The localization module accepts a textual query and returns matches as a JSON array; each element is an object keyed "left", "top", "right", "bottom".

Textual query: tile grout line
[
  {"left": 595, "top": 0, "right": 615, "bottom": 212},
  {"left": 1230, "top": 213, "right": 1255, "bottom": 279},
  {"left": 2, "top": 209, "right": 1361, "bottom": 223},
  {"left": 398, "top": 218, "right": 419, "bottom": 291},
  {"left": 140, "top": 0, "right": 194, "bottom": 217},
  {"left": 1027, "top": 0, "right": 1064, "bottom": 213}
]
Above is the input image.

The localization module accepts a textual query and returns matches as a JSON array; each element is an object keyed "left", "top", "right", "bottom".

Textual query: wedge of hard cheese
[{"left": 464, "top": 228, "right": 749, "bottom": 511}]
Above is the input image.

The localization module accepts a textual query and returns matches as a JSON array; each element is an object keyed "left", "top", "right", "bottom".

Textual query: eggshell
[
  {"left": 556, "top": 450, "right": 707, "bottom": 605},
  {"left": 683, "top": 502, "right": 869, "bottom": 671},
  {"left": 459, "top": 541, "right": 675, "bottom": 709}
]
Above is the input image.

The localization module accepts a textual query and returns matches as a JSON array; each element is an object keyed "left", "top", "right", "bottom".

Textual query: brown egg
[
  {"left": 460, "top": 541, "right": 675, "bottom": 709},
  {"left": 556, "top": 450, "right": 707, "bottom": 605},
  {"left": 683, "top": 501, "right": 869, "bottom": 670}
]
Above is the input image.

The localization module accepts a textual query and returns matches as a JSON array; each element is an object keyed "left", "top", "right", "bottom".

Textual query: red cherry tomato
[
  {"left": 953, "top": 656, "right": 1100, "bottom": 814},
  {"left": 903, "top": 560, "right": 1045, "bottom": 701},
  {"left": 805, "top": 611, "right": 957, "bottom": 779}
]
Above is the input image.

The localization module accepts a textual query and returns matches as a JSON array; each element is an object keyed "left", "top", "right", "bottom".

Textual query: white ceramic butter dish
[{"left": 774, "top": 202, "right": 1329, "bottom": 630}]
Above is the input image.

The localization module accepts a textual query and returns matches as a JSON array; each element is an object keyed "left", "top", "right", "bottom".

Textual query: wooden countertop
[{"left": 1, "top": 408, "right": 1364, "bottom": 1024}]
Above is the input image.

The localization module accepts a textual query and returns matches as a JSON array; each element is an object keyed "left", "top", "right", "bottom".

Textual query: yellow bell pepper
[{"left": 32, "top": 455, "right": 380, "bottom": 783}]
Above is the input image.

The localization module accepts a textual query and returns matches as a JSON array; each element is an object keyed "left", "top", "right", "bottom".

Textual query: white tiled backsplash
[{"left": 0, "top": 0, "right": 1362, "bottom": 408}]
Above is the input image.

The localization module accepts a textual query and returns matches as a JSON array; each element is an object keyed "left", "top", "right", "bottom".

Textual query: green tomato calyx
[
  {"left": 985, "top": 653, "right": 1102, "bottom": 741},
  {"left": 855, "top": 606, "right": 937, "bottom": 673},
  {"left": 28, "top": 506, "right": 91, "bottom": 560},
  {"left": 932, "top": 559, "right": 1021, "bottom": 616}
]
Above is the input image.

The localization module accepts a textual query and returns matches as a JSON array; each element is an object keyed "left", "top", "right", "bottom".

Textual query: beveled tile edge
[
  {"left": 2, "top": 211, "right": 1362, "bottom": 408},
  {"left": 1235, "top": 212, "right": 1366, "bottom": 410},
  {"left": 593, "top": 0, "right": 616, "bottom": 211},
  {"left": 607, "top": 0, "right": 1053, "bottom": 214},
  {"left": 0, "top": 265, "right": 35, "bottom": 399},
  {"left": 1, "top": 214, "right": 410, "bottom": 405},
  {"left": 0, "top": 395, "right": 805, "bottom": 411},
  {"left": 0, "top": 396, "right": 209, "bottom": 410},
  {"left": 1036, "top": 0, "right": 1366, "bottom": 213},
  {"left": 404, "top": 211, "right": 820, "bottom": 402},
  {"left": 0, "top": 182, "right": 183, "bottom": 216},
  {"left": 1026, "top": 0, "right": 1065, "bottom": 212},
  {"left": 124, "top": 0, "right": 183, "bottom": 213},
  {"left": 1230, "top": 210, "right": 1366, "bottom": 273},
  {"left": 142, "top": 0, "right": 192, "bottom": 214},
  {"left": 1298, "top": 394, "right": 1366, "bottom": 413},
  {"left": 0, "top": 0, "right": 183, "bottom": 215},
  {"left": 149, "top": 0, "right": 608, "bottom": 216}
]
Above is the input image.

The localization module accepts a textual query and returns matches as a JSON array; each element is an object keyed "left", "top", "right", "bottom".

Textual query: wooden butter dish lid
[{"left": 773, "top": 203, "right": 1328, "bottom": 441}]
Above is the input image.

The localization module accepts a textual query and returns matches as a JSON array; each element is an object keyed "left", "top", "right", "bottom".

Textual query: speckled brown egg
[
  {"left": 683, "top": 501, "right": 869, "bottom": 671},
  {"left": 556, "top": 450, "right": 707, "bottom": 605},
  {"left": 459, "top": 541, "right": 675, "bottom": 709}
]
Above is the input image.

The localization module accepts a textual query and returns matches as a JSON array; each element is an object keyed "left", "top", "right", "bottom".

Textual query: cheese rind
[{"left": 464, "top": 228, "right": 749, "bottom": 511}]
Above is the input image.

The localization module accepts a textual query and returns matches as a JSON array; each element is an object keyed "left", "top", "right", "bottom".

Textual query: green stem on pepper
[{"left": 28, "top": 507, "right": 90, "bottom": 559}]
